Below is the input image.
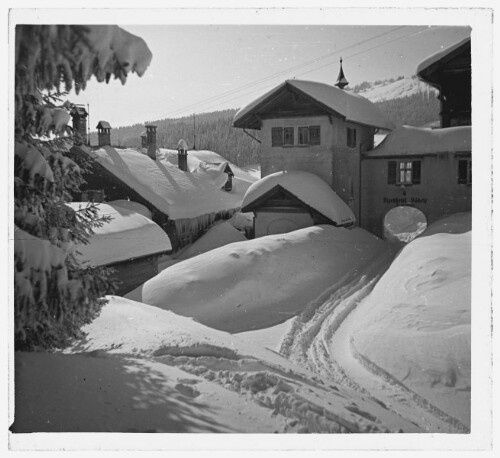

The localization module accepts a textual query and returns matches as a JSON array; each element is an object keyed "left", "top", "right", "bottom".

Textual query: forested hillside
[
  {"left": 98, "top": 81, "right": 439, "bottom": 167},
  {"left": 92, "top": 110, "right": 262, "bottom": 167}
]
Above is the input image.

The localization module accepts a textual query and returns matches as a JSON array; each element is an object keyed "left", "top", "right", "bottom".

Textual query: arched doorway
[{"left": 383, "top": 206, "right": 427, "bottom": 243}]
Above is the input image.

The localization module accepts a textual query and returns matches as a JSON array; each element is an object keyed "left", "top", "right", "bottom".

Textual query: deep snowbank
[
  {"left": 350, "top": 217, "right": 471, "bottom": 427},
  {"left": 141, "top": 225, "right": 386, "bottom": 333}
]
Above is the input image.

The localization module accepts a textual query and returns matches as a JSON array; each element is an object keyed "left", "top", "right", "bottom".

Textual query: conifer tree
[{"left": 14, "top": 25, "right": 152, "bottom": 350}]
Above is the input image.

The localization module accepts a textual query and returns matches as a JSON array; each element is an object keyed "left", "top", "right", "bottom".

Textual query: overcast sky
[{"left": 71, "top": 24, "right": 470, "bottom": 128}]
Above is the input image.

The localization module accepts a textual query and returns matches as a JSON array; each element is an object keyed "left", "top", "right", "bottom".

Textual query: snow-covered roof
[
  {"left": 241, "top": 171, "right": 355, "bottom": 226},
  {"left": 416, "top": 36, "right": 470, "bottom": 84},
  {"left": 233, "top": 79, "right": 395, "bottom": 131},
  {"left": 68, "top": 202, "right": 172, "bottom": 266},
  {"left": 83, "top": 146, "right": 249, "bottom": 219},
  {"left": 159, "top": 149, "right": 257, "bottom": 185},
  {"left": 365, "top": 125, "right": 471, "bottom": 158},
  {"left": 96, "top": 121, "right": 111, "bottom": 129}
]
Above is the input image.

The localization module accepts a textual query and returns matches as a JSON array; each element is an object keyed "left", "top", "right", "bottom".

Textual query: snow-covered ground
[{"left": 11, "top": 213, "right": 472, "bottom": 437}]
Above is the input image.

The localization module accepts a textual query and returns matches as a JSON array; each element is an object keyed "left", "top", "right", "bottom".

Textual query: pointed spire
[{"left": 335, "top": 57, "right": 349, "bottom": 90}]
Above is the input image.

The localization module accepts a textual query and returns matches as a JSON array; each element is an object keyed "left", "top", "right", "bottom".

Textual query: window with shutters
[
  {"left": 387, "top": 160, "right": 421, "bottom": 185},
  {"left": 283, "top": 127, "right": 294, "bottom": 146},
  {"left": 458, "top": 159, "right": 472, "bottom": 184},
  {"left": 347, "top": 127, "right": 357, "bottom": 148},
  {"left": 271, "top": 127, "right": 283, "bottom": 147}
]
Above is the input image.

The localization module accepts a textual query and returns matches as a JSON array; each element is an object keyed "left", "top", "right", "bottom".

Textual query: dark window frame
[
  {"left": 271, "top": 127, "right": 283, "bottom": 147},
  {"left": 309, "top": 125, "right": 321, "bottom": 145},
  {"left": 283, "top": 127, "right": 294, "bottom": 146},
  {"left": 458, "top": 159, "right": 472, "bottom": 184},
  {"left": 298, "top": 126, "right": 309, "bottom": 145},
  {"left": 347, "top": 127, "right": 357, "bottom": 148}
]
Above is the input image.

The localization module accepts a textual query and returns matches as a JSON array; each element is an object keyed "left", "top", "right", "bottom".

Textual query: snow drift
[
  {"left": 141, "top": 225, "right": 386, "bottom": 333},
  {"left": 350, "top": 214, "right": 471, "bottom": 427}
]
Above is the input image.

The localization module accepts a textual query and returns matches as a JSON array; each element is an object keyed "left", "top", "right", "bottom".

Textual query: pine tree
[{"left": 14, "top": 25, "right": 152, "bottom": 350}]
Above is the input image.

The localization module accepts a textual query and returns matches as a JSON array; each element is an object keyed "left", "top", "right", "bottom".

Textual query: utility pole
[
  {"left": 87, "top": 103, "right": 90, "bottom": 146},
  {"left": 193, "top": 113, "right": 196, "bottom": 150}
]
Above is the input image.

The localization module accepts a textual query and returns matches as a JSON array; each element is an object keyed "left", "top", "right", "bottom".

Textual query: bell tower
[{"left": 335, "top": 57, "right": 349, "bottom": 90}]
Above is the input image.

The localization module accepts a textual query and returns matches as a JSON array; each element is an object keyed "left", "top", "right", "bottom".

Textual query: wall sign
[{"left": 383, "top": 197, "right": 428, "bottom": 205}]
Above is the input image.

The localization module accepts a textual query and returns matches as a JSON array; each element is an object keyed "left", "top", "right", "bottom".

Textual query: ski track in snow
[{"left": 279, "top": 247, "right": 469, "bottom": 433}]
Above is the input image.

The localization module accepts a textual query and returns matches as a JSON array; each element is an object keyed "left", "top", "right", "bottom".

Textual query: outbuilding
[
  {"left": 68, "top": 202, "right": 172, "bottom": 295},
  {"left": 241, "top": 170, "right": 355, "bottom": 237}
]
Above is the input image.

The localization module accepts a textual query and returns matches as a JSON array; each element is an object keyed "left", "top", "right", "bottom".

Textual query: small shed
[
  {"left": 68, "top": 202, "right": 172, "bottom": 295},
  {"left": 241, "top": 170, "right": 355, "bottom": 237}
]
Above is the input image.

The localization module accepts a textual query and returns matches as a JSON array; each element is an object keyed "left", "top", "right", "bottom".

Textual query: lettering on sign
[{"left": 383, "top": 197, "right": 428, "bottom": 205}]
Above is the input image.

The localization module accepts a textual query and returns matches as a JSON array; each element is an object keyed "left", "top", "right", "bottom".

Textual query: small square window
[
  {"left": 284, "top": 127, "right": 294, "bottom": 146},
  {"left": 388, "top": 161, "right": 421, "bottom": 185},
  {"left": 309, "top": 126, "right": 321, "bottom": 145},
  {"left": 298, "top": 127, "right": 309, "bottom": 145},
  {"left": 271, "top": 127, "right": 283, "bottom": 147}
]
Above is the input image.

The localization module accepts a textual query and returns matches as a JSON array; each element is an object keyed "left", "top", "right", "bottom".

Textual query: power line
[
  {"left": 165, "top": 26, "right": 430, "bottom": 117},
  {"left": 162, "top": 26, "right": 409, "bottom": 119}
]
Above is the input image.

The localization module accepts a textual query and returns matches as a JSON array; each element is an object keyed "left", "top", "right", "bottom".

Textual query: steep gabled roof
[
  {"left": 416, "top": 36, "right": 471, "bottom": 87},
  {"left": 365, "top": 125, "right": 471, "bottom": 158},
  {"left": 233, "top": 79, "right": 395, "bottom": 131},
  {"left": 241, "top": 170, "right": 355, "bottom": 226}
]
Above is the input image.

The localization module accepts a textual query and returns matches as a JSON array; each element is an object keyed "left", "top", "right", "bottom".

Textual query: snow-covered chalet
[
  {"left": 235, "top": 38, "right": 471, "bottom": 239},
  {"left": 70, "top": 126, "right": 253, "bottom": 250}
]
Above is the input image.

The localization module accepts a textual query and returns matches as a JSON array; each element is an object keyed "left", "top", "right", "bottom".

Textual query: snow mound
[
  {"left": 141, "top": 225, "right": 385, "bottom": 333},
  {"left": 384, "top": 206, "right": 427, "bottom": 243},
  {"left": 242, "top": 170, "right": 355, "bottom": 227},
  {"left": 180, "top": 221, "right": 247, "bottom": 259},
  {"left": 350, "top": 223, "right": 471, "bottom": 426},
  {"left": 367, "top": 125, "right": 471, "bottom": 157},
  {"left": 85, "top": 146, "right": 250, "bottom": 219},
  {"left": 68, "top": 202, "right": 171, "bottom": 266},
  {"left": 420, "top": 212, "right": 471, "bottom": 237}
]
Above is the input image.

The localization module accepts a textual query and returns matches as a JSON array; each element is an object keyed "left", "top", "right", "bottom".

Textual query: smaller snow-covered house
[
  {"left": 241, "top": 170, "right": 355, "bottom": 237},
  {"left": 233, "top": 78, "right": 394, "bottom": 221},
  {"left": 360, "top": 125, "right": 471, "bottom": 237},
  {"left": 68, "top": 202, "right": 172, "bottom": 295}
]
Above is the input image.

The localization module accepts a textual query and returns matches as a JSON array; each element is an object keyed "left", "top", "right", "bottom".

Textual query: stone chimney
[
  {"left": 96, "top": 121, "right": 112, "bottom": 146},
  {"left": 177, "top": 138, "right": 189, "bottom": 172},
  {"left": 71, "top": 105, "right": 88, "bottom": 145},
  {"left": 145, "top": 124, "right": 157, "bottom": 160}
]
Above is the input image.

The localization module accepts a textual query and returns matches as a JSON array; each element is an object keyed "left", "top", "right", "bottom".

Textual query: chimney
[
  {"left": 145, "top": 124, "right": 157, "bottom": 160},
  {"left": 140, "top": 131, "right": 147, "bottom": 148},
  {"left": 96, "top": 121, "right": 112, "bottom": 146},
  {"left": 71, "top": 105, "right": 88, "bottom": 145},
  {"left": 177, "top": 138, "right": 189, "bottom": 172}
]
